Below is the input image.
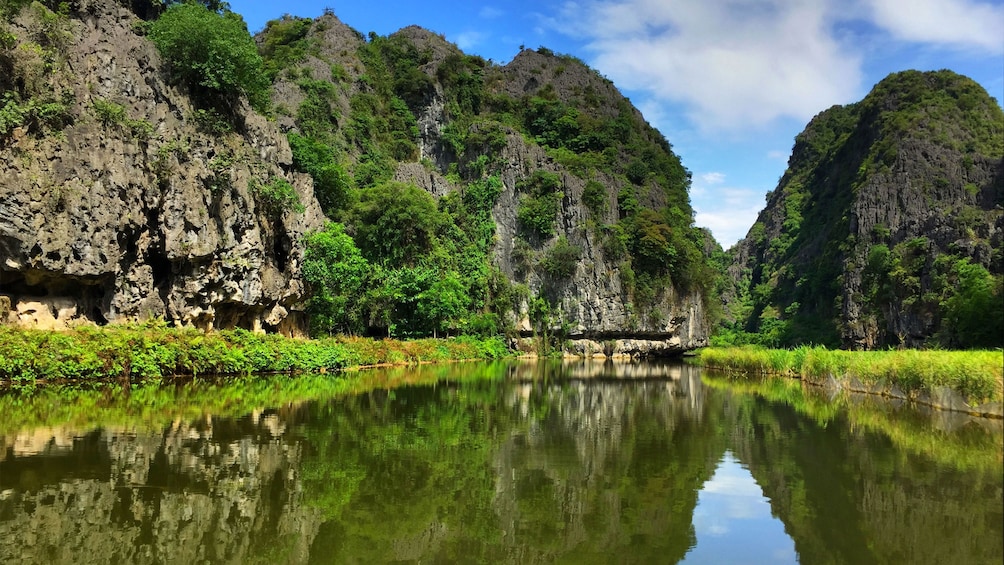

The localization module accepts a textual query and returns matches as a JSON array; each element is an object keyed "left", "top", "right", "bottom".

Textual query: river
[{"left": 1, "top": 360, "right": 1001, "bottom": 564}]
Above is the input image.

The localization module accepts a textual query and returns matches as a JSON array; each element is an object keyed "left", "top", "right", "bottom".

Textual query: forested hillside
[
  {"left": 722, "top": 70, "right": 1003, "bottom": 349},
  {"left": 258, "top": 12, "right": 715, "bottom": 346},
  {"left": 0, "top": 0, "right": 714, "bottom": 353}
]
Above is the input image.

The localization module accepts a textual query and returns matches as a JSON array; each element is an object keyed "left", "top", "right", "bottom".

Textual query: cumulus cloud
[
  {"left": 865, "top": 0, "right": 1004, "bottom": 52},
  {"left": 701, "top": 172, "right": 726, "bottom": 185},
  {"left": 693, "top": 185, "right": 765, "bottom": 249},
  {"left": 557, "top": 0, "right": 863, "bottom": 131},
  {"left": 454, "top": 30, "right": 488, "bottom": 51}
]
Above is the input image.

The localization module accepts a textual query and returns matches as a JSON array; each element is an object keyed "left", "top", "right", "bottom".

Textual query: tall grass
[
  {"left": 696, "top": 346, "right": 1003, "bottom": 405},
  {"left": 0, "top": 325, "right": 511, "bottom": 384}
]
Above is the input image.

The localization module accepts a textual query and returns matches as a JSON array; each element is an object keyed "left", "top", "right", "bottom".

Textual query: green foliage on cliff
[
  {"left": 0, "top": 1, "right": 74, "bottom": 140},
  {"left": 303, "top": 176, "right": 515, "bottom": 338},
  {"left": 255, "top": 15, "right": 714, "bottom": 338},
  {"left": 148, "top": 2, "right": 269, "bottom": 112},
  {"left": 721, "top": 70, "right": 1004, "bottom": 349}
]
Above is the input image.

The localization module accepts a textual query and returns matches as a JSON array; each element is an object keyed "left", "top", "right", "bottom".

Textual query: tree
[
  {"left": 941, "top": 260, "right": 1003, "bottom": 348},
  {"left": 417, "top": 273, "right": 467, "bottom": 337},
  {"left": 302, "top": 223, "right": 371, "bottom": 336},
  {"left": 148, "top": 2, "right": 269, "bottom": 113},
  {"left": 351, "top": 181, "right": 442, "bottom": 267}
]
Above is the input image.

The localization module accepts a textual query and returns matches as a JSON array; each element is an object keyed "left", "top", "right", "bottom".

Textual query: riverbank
[
  {"left": 0, "top": 325, "right": 510, "bottom": 384},
  {"left": 695, "top": 346, "right": 1004, "bottom": 417}
]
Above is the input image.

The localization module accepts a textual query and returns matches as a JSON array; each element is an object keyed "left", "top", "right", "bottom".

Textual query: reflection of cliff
[
  {"left": 491, "top": 363, "right": 727, "bottom": 563},
  {"left": 0, "top": 414, "right": 321, "bottom": 565},
  {"left": 1, "top": 363, "right": 1000, "bottom": 564},
  {"left": 727, "top": 395, "right": 1004, "bottom": 565}
]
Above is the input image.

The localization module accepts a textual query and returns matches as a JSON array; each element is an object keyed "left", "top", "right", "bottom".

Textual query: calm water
[{"left": 1, "top": 360, "right": 1001, "bottom": 564}]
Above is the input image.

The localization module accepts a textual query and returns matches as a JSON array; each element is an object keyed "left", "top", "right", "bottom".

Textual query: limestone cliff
[
  {"left": 725, "top": 70, "right": 1003, "bottom": 348},
  {"left": 1, "top": 3, "right": 711, "bottom": 353},
  {"left": 0, "top": 1, "right": 325, "bottom": 333},
  {"left": 261, "top": 16, "right": 711, "bottom": 352}
]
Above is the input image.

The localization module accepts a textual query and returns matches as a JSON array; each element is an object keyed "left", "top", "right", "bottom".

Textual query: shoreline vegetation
[
  {"left": 695, "top": 346, "right": 1004, "bottom": 416},
  {"left": 2, "top": 326, "right": 1001, "bottom": 417},
  {"left": 0, "top": 324, "right": 509, "bottom": 385}
]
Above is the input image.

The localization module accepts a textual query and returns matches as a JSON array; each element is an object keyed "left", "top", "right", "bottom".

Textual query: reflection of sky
[{"left": 681, "top": 451, "right": 797, "bottom": 564}]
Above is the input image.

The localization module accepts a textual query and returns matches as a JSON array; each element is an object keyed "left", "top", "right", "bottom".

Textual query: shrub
[
  {"left": 148, "top": 3, "right": 269, "bottom": 113},
  {"left": 250, "top": 176, "right": 304, "bottom": 216},
  {"left": 540, "top": 236, "right": 582, "bottom": 279}
]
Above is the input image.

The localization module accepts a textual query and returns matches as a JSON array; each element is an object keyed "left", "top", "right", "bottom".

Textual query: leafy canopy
[{"left": 148, "top": 2, "right": 269, "bottom": 113}]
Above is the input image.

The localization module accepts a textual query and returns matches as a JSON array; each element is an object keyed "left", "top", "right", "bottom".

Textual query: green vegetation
[
  {"left": 516, "top": 170, "right": 562, "bottom": 238},
  {"left": 719, "top": 70, "right": 1004, "bottom": 349},
  {"left": 148, "top": 2, "right": 269, "bottom": 113},
  {"left": 252, "top": 24, "right": 717, "bottom": 340},
  {"left": 0, "top": 1, "right": 74, "bottom": 140},
  {"left": 696, "top": 346, "right": 1004, "bottom": 406},
  {"left": 293, "top": 152, "right": 516, "bottom": 338},
  {"left": 702, "top": 370, "right": 1002, "bottom": 474},
  {"left": 92, "top": 97, "right": 154, "bottom": 138},
  {"left": 249, "top": 175, "right": 305, "bottom": 216},
  {"left": 540, "top": 235, "right": 581, "bottom": 279},
  {"left": 0, "top": 325, "right": 509, "bottom": 384}
]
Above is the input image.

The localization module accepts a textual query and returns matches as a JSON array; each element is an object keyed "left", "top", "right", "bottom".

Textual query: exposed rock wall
[
  {"left": 489, "top": 129, "right": 708, "bottom": 352},
  {"left": 0, "top": 1, "right": 325, "bottom": 333},
  {"left": 726, "top": 70, "right": 1003, "bottom": 348},
  {"left": 1, "top": 4, "right": 709, "bottom": 352}
]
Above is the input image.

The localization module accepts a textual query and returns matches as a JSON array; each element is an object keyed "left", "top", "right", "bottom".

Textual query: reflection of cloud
[
  {"left": 684, "top": 452, "right": 797, "bottom": 563},
  {"left": 706, "top": 521, "right": 729, "bottom": 536}
]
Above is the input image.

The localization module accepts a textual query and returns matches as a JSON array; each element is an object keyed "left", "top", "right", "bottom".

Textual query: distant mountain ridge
[{"left": 724, "top": 70, "right": 1003, "bottom": 348}]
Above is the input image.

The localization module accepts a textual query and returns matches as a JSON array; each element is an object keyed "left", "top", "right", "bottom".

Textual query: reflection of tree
[
  {"left": 295, "top": 362, "right": 729, "bottom": 564},
  {"left": 723, "top": 383, "right": 1004, "bottom": 565},
  {"left": 491, "top": 367, "right": 727, "bottom": 564},
  {"left": 2, "top": 362, "right": 999, "bottom": 564}
]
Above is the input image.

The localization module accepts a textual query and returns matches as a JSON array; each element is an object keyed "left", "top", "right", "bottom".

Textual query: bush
[
  {"left": 540, "top": 236, "right": 581, "bottom": 279},
  {"left": 303, "top": 223, "right": 371, "bottom": 336},
  {"left": 148, "top": 3, "right": 269, "bottom": 113},
  {"left": 250, "top": 176, "right": 304, "bottom": 216}
]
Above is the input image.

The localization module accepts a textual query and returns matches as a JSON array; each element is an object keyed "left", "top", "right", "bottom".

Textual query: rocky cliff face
[
  {"left": 0, "top": 1, "right": 324, "bottom": 333},
  {"left": 1, "top": 3, "right": 710, "bottom": 353},
  {"left": 726, "top": 70, "right": 1003, "bottom": 348}
]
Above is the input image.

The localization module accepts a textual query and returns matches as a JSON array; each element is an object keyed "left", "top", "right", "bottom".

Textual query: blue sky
[{"left": 229, "top": 0, "right": 1004, "bottom": 248}]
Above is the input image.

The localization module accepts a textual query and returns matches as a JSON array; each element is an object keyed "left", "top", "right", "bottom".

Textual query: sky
[{"left": 229, "top": 0, "right": 1004, "bottom": 249}]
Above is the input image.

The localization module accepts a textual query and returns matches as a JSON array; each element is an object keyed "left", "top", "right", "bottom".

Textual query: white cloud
[
  {"left": 454, "top": 30, "right": 488, "bottom": 51},
  {"left": 479, "top": 6, "right": 504, "bottom": 19},
  {"left": 865, "top": 0, "right": 1004, "bottom": 53},
  {"left": 701, "top": 172, "right": 726, "bottom": 185},
  {"left": 557, "top": 0, "right": 863, "bottom": 132},
  {"left": 766, "top": 149, "right": 789, "bottom": 161},
  {"left": 693, "top": 186, "right": 765, "bottom": 249}
]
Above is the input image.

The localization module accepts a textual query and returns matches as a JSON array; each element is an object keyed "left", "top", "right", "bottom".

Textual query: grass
[
  {"left": 695, "top": 346, "right": 1004, "bottom": 406},
  {"left": 0, "top": 324, "right": 511, "bottom": 385}
]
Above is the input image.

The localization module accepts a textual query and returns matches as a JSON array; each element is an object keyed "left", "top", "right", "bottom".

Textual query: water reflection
[
  {"left": 0, "top": 361, "right": 1000, "bottom": 564},
  {"left": 683, "top": 451, "right": 797, "bottom": 564}
]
